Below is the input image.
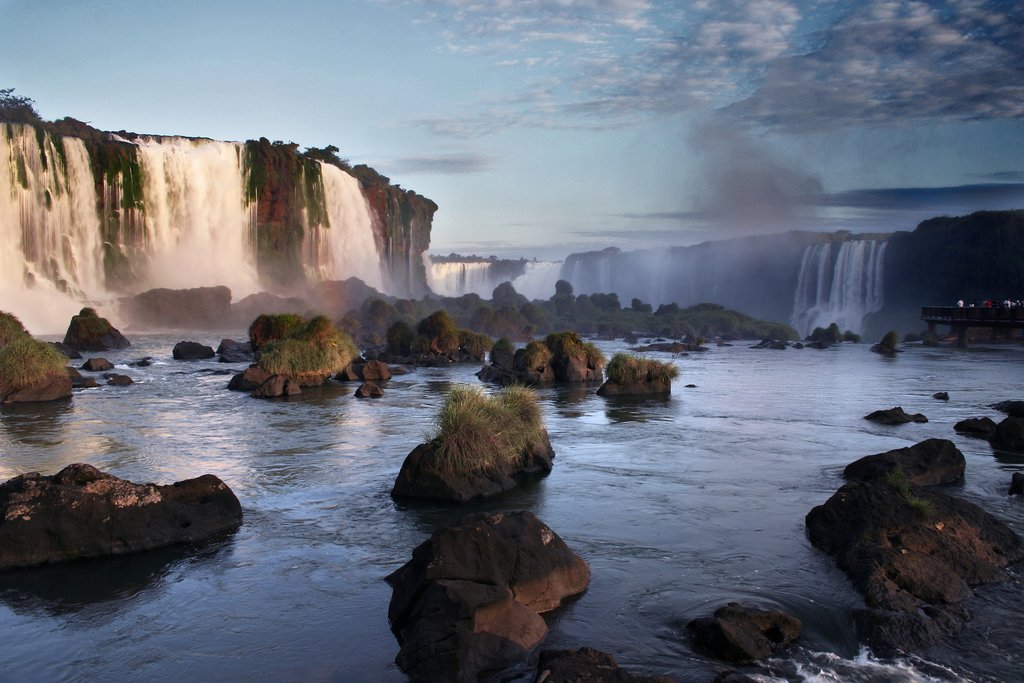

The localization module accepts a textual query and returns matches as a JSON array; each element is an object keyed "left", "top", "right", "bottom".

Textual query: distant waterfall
[
  {"left": 426, "top": 260, "right": 496, "bottom": 297},
  {"left": 790, "top": 240, "right": 887, "bottom": 336},
  {"left": 425, "top": 257, "right": 561, "bottom": 300},
  {"left": 510, "top": 261, "right": 562, "bottom": 300}
]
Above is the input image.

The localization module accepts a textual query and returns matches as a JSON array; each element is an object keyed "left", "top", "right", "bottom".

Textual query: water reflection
[
  {"left": 0, "top": 399, "right": 73, "bottom": 447},
  {"left": 601, "top": 395, "right": 672, "bottom": 424},
  {"left": 0, "top": 536, "right": 235, "bottom": 618}
]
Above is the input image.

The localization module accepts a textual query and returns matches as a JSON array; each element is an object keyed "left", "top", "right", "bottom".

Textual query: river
[{"left": 1, "top": 335, "right": 1022, "bottom": 682}]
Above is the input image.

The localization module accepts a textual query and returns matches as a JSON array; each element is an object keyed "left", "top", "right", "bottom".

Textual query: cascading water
[
  {"left": 426, "top": 260, "right": 500, "bottom": 298},
  {"left": 0, "top": 124, "right": 105, "bottom": 331},
  {"left": 133, "top": 136, "right": 261, "bottom": 296},
  {"left": 510, "top": 261, "right": 562, "bottom": 300},
  {"left": 790, "top": 239, "right": 887, "bottom": 336},
  {"left": 305, "top": 162, "right": 384, "bottom": 290}
]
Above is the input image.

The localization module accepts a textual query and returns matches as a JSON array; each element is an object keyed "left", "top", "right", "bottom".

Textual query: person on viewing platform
[{"left": 957, "top": 299, "right": 964, "bottom": 307}]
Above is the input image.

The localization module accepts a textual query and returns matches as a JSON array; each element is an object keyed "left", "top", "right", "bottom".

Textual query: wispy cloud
[{"left": 387, "top": 152, "right": 495, "bottom": 174}]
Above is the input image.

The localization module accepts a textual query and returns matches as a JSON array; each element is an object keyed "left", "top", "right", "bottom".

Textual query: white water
[
  {"left": 0, "top": 124, "right": 106, "bottom": 332},
  {"left": 426, "top": 260, "right": 498, "bottom": 297},
  {"left": 134, "top": 137, "right": 261, "bottom": 296},
  {"left": 510, "top": 261, "right": 562, "bottom": 300},
  {"left": 790, "top": 240, "right": 887, "bottom": 336},
  {"left": 305, "top": 162, "right": 383, "bottom": 290}
]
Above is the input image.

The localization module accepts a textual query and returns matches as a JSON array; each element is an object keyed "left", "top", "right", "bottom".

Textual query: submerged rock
[
  {"left": 386, "top": 511, "right": 590, "bottom": 683},
  {"left": 1010, "top": 473, "right": 1024, "bottom": 496},
  {"left": 687, "top": 603, "right": 801, "bottom": 663},
  {"left": 355, "top": 382, "right": 384, "bottom": 399},
  {"left": 81, "top": 357, "right": 113, "bottom": 372},
  {"left": 863, "top": 406, "right": 928, "bottom": 425},
  {"left": 227, "top": 367, "right": 272, "bottom": 392},
  {"left": 0, "top": 463, "right": 242, "bottom": 569},
  {"left": 336, "top": 359, "right": 391, "bottom": 383},
  {"left": 106, "top": 374, "right": 134, "bottom": 386},
  {"left": 251, "top": 374, "right": 301, "bottom": 398},
  {"left": 216, "top": 339, "right": 254, "bottom": 364},
  {"left": 597, "top": 378, "right": 671, "bottom": 396},
  {"left": 990, "top": 400, "right": 1024, "bottom": 418},
  {"left": 532, "top": 648, "right": 674, "bottom": 683},
  {"left": 932, "top": 391, "right": 949, "bottom": 401}
]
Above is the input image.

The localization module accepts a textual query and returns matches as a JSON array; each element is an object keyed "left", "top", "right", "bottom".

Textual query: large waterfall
[
  {"left": 790, "top": 240, "right": 887, "bottom": 336},
  {"left": 0, "top": 124, "right": 388, "bottom": 333}
]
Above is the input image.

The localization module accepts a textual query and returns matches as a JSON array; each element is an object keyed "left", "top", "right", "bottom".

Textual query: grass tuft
[
  {"left": 605, "top": 353, "right": 679, "bottom": 385},
  {"left": 520, "top": 340, "right": 552, "bottom": 369},
  {"left": 0, "top": 336, "right": 68, "bottom": 390},
  {"left": 427, "top": 384, "right": 546, "bottom": 476},
  {"left": 255, "top": 315, "right": 359, "bottom": 377},
  {"left": 0, "top": 311, "right": 28, "bottom": 349},
  {"left": 248, "top": 313, "right": 304, "bottom": 352}
]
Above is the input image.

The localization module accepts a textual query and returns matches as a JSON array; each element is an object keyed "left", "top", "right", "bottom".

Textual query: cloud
[
  {"left": 388, "top": 152, "right": 495, "bottom": 174},
  {"left": 974, "top": 171, "right": 1024, "bottom": 182},
  {"left": 817, "top": 183, "right": 1024, "bottom": 211}
]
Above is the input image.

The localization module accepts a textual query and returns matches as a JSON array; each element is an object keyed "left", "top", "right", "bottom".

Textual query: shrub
[
  {"left": 387, "top": 321, "right": 415, "bottom": 355},
  {"left": 256, "top": 315, "right": 358, "bottom": 378},
  {"left": 880, "top": 330, "right": 900, "bottom": 350},
  {"left": 491, "top": 337, "right": 515, "bottom": 357},
  {"left": 605, "top": 353, "right": 679, "bottom": 385},
  {"left": 249, "top": 313, "right": 304, "bottom": 352},
  {"left": 544, "top": 331, "right": 605, "bottom": 367},
  {"left": 69, "top": 307, "right": 114, "bottom": 339},
  {"left": 417, "top": 310, "right": 460, "bottom": 354},
  {"left": 520, "top": 340, "right": 551, "bottom": 369},
  {"left": 0, "top": 311, "right": 28, "bottom": 348},
  {"left": 842, "top": 330, "right": 861, "bottom": 343},
  {"left": 458, "top": 329, "right": 492, "bottom": 358},
  {"left": 0, "top": 336, "right": 68, "bottom": 390},
  {"left": 428, "top": 385, "right": 545, "bottom": 475}
]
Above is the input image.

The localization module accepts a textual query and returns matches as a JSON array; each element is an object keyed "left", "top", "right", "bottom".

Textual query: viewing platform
[{"left": 921, "top": 306, "right": 1024, "bottom": 347}]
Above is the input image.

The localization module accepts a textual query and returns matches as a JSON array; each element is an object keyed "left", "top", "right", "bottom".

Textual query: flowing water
[{"left": 1, "top": 337, "right": 1022, "bottom": 682}]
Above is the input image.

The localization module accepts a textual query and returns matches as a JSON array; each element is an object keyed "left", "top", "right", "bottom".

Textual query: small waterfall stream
[{"left": 790, "top": 239, "right": 887, "bottom": 336}]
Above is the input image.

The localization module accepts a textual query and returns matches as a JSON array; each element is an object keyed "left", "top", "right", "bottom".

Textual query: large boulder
[
  {"left": 227, "top": 366, "right": 272, "bottom": 392},
  {"left": 392, "top": 432, "right": 554, "bottom": 503},
  {"left": 251, "top": 374, "right": 301, "bottom": 398},
  {"left": 0, "top": 464, "right": 242, "bottom": 568},
  {"left": 843, "top": 438, "right": 965, "bottom": 487},
  {"left": 863, "top": 406, "right": 928, "bottom": 425},
  {"left": 597, "top": 379, "right": 671, "bottom": 396},
  {"left": 62, "top": 308, "right": 130, "bottom": 351},
  {"left": 990, "top": 400, "right": 1024, "bottom": 418},
  {"left": 120, "top": 286, "right": 232, "bottom": 329},
  {"left": 386, "top": 511, "right": 590, "bottom": 683},
  {"left": 336, "top": 359, "right": 391, "bottom": 382},
  {"left": 1, "top": 375, "right": 72, "bottom": 403},
  {"left": 687, "top": 603, "right": 800, "bottom": 663},
  {"left": 0, "top": 337, "right": 73, "bottom": 403},
  {"left": 806, "top": 478, "right": 1023, "bottom": 654},
  {"left": 355, "top": 382, "right": 384, "bottom": 399},
  {"left": 172, "top": 341, "right": 215, "bottom": 360},
  {"left": 532, "top": 648, "right": 674, "bottom": 683},
  {"left": 991, "top": 417, "right": 1024, "bottom": 451},
  {"left": 81, "top": 357, "right": 113, "bottom": 372}
]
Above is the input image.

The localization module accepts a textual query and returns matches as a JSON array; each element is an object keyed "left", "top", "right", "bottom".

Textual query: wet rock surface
[{"left": 687, "top": 603, "right": 800, "bottom": 663}]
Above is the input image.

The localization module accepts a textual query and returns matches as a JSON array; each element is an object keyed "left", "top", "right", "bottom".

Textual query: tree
[
  {"left": 554, "top": 279, "right": 574, "bottom": 297},
  {"left": 0, "top": 88, "right": 41, "bottom": 124}
]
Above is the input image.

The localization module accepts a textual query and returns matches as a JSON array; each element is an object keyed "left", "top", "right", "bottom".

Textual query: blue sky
[{"left": 2, "top": 0, "right": 1023, "bottom": 258}]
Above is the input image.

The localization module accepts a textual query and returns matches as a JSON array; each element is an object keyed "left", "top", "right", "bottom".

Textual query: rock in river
[{"left": 0, "top": 463, "right": 242, "bottom": 569}]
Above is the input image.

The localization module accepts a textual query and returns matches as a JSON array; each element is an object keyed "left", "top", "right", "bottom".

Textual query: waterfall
[
  {"left": 305, "top": 162, "right": 383, "bottom": 290},
  {"left": 0, "top": 124, "right": 105, "bottom": 331},
  {"left": 133, "top": 136, "right": 260, "bottom": 296},
  {"left": 509, "top": 261, "right": 562, "bottom": 300},
  {"left": 425, "top": 259, "right": 496, "bottom": 297},
  {"left": 790, "top": 240, "right": 887, "bottom": 336}
]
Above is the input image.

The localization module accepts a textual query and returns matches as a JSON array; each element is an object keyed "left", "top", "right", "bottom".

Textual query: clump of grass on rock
[
  {"left": 256, "top": 315, "right": 359, "bottom": 385},
  {"left": 0, "top": 311, "right": 28, "bottom": 348},
  {"left": 392, "top": 384, "right": 554, "bottom": 502},
  {"left": 248, "top": 313, "right": 305, "bottom": 353},
  {"left": 0, "top": 335, "right": 72, "bottom": 402},
  {"left": 598, "top": 353, "right": 678, "bottom": 396}
]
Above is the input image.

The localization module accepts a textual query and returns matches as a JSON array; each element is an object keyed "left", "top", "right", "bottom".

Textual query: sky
[{"left": 2, "top": 0, "right": 1023, "bottom": 259}]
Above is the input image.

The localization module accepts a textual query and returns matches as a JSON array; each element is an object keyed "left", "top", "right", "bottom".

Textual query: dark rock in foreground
[
  {"left": 990, "top": 400, "right": 1024, "bottom": 418},
  {"left": 806, "top": 476, "right": 1023, "bottom": 654},
  {"left": 991, "top": 417, "right": 1024, "bottom": 451},
  {"left": 392, "top": 433, "right": 554, "bottom": 503},
  {"left": 954, "top": 416, "right": 998, "bottom": 439},
  {"left": 386, "top": 511, "right": 590, "bottom": 683},
  {"left": 533, "top": 648, "right": 674, "bottom": 683},
  {"left": 864, "top": 406, "right": 928, "bottom": 425},
  {"left": 81, "top": 357, "right": 113, "bottom": 372},
  {"left": 932, "top": 391, "right": 949, "bottom": 401},
  {"left": 687, "top": 602, "right": 800, "bottom": 663},
  {"left": 62, "top": 308, "right": 130, "bottom": 351},
  {"left": 173, "top": 341, "right": 215, "bottom": 360},
  {"left": 597, "top": 378, "right": 671, "bottom": 396},
  {"left": 752, "top": 338, "right": 787, "bottom": 350},
  {"left": 336, "top": 359, "right": 391, "bottom": 383},
  {"left": 0, "top": 375, "right": 72, "bottom": 404},
  {"left": 106, "top": 374, "right": 134, "bottom": 386},
  {"left": 843, "top": 438, "right": 965, "bottom": 486},
  {"left": 0, "top": 463, "right": 242, "bottom": 569}
]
